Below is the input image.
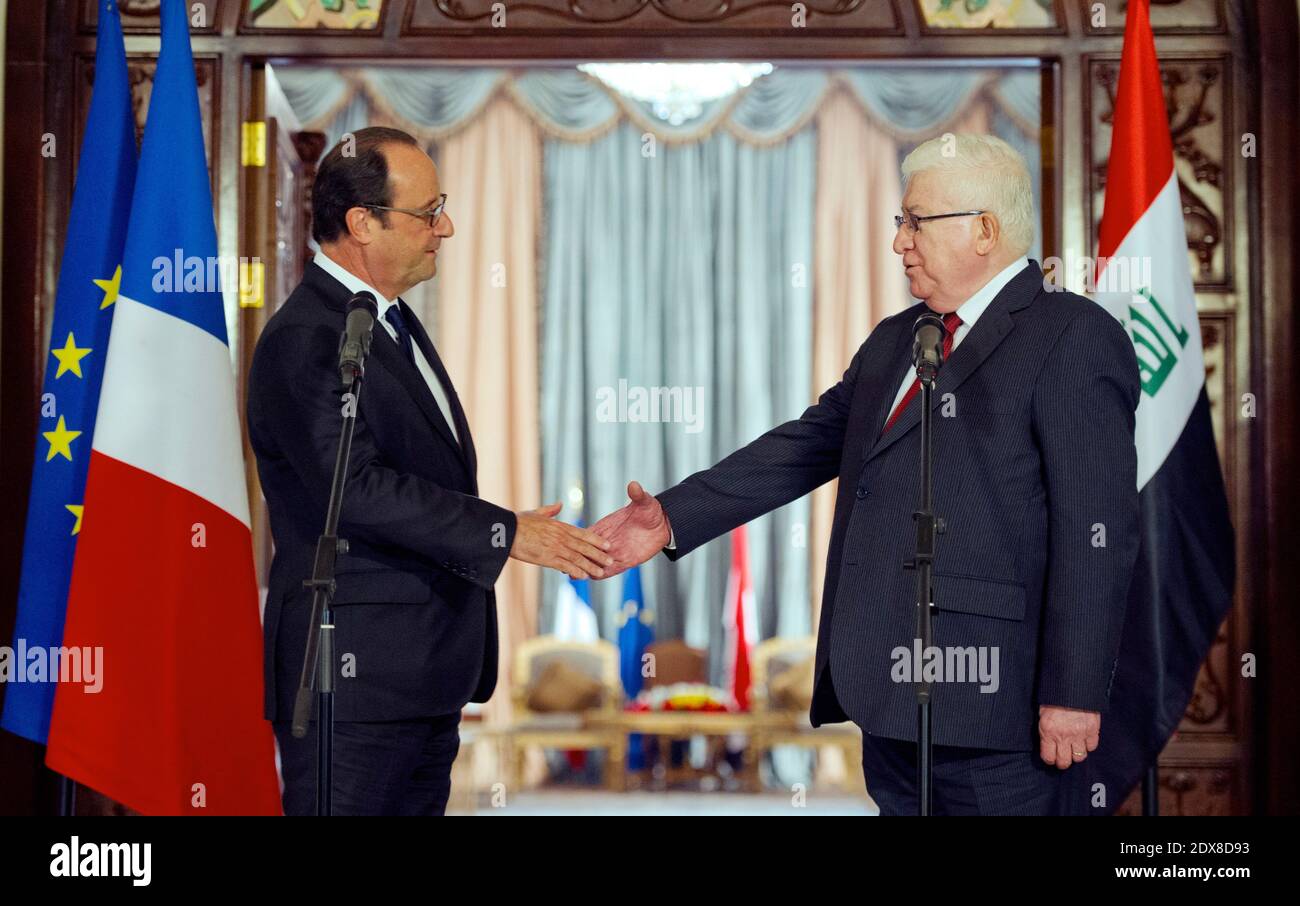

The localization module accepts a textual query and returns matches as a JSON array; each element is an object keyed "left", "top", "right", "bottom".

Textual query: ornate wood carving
[
  {"left": 76, "top": 55, "right": 221, "bottom": 194},
  {"left": 80, "top": 0, "right": 223, "bottom": 33},
  {"left": 404, "top": 0, "right": 903, "bottom": 32},
  {"left": 1082, "top": 0, "right": 1226, "bottom": 36},
  {"left": 1116, "top": 762, "right": 1238, "bottom": 815},
  {"left": 242, "top": 0, "right": 388, "bottom": 32},
  {"left": 292, "top": 131, "right": 328, "bottom": 273},
  {"left": 1199, "top": 315, "right": 1230, "bottom": 480},
  {"left": 1184, "top": 623, "right": 1230, "bottom": 726},
  {"left": 1088, "top": 55, "right": 1231, "bottom": 290},
  {"left": 916, "top": 0, "right": 1063, "bottom": 33}
]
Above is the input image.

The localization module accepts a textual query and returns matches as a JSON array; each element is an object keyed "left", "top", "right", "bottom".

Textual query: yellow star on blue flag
[
  {"left": 93, "top": 265, "right": 122, "bottom": 309},
  {"left": 1, "top": 0, "right": 137, "bottom": 747},
  {"left": 51, "top": 332, "right": 92, "bottom": 378},
  {"left": 43, "top": 415, "right": 83, "bottom": 463}
]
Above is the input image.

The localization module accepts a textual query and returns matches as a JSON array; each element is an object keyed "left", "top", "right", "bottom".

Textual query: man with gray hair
[{"left": 593, "top": 133, "right": 1140, "bottom": 815}]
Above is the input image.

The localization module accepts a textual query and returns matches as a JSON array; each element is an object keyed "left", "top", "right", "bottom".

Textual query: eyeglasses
[
  {"left": 365, "top": 193, "right": 447, "bottom": 229},
  {"left": 894, "top": 209, "right": 985, "bottom": 233}
]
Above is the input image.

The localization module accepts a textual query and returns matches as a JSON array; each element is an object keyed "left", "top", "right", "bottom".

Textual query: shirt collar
[
  {"left": 951, "top": 256, "right": 1030, "bottom": 327},
  {"left": 313, "top": 250, "right": 399, "bottom": 320}
]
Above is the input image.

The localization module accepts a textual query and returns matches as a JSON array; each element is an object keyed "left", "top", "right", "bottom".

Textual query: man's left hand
[
  {"left": 589, "top": 481, "right": 672, "bottom": 579},
  {"left": 1038, "top": 705, "right": 1100, "bottom": 770}
]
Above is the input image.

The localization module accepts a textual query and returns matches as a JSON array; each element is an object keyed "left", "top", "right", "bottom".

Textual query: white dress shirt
[
  {"left": 886, "top": 257, "right": 1030, "bottom": 417},
  {"left": 313, "top": 251, "right": 460, "bottom": 445}
]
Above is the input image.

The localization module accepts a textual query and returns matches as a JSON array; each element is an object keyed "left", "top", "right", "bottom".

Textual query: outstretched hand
[
  {"left": 589, "top": 481, "right": 672, "bottom": 579},
  {"left": 509, "top": 502, "right": 614, "bottom": 581}
]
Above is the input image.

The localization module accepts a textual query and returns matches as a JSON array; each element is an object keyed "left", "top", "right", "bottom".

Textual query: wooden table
[{"left": 585, "top": 711, "right": 797, "bottom": 791}]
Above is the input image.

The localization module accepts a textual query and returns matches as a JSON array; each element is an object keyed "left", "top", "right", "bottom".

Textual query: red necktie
[{"left": 882, "top": 311, "right": 962, "bottom": 435}]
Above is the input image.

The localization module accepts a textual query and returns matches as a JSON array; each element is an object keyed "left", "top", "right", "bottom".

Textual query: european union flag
[
  {"left": 0, "top": 0, "right": 136, "bottom": 744},
  {"left": 618, "top": 566, "right": 654, "bottom": 700},
  {"left": 617, "top": 566, "right": 654, "bottom": 771}
]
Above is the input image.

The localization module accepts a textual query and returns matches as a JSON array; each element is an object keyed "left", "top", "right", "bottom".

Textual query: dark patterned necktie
[
  {"left": 882, "top": 311, "right": 962, "bottom": 434},
  {"left": 384, "top": 304, "right": 416, "bottom": 367}
]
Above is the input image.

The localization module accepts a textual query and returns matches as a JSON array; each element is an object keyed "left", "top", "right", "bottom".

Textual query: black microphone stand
[
  {"left": 904, "top": 325, "right": 946, "bottom": 817},
  {"left": 1142, "top": 765, "right": 1160, "bottom": 815},
  {"left": 291, "top": 299, "right": 374, "bottom": 817},
  {"left": 57, "top": 774, "right": 76, "bottom": 816}
]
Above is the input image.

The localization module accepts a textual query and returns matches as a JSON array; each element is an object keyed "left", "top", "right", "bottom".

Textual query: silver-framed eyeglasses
[
  {"left": 894, "top": 209, "right": 985, "bottom": 233},
  {"left": 365, "top": 193, "right": 447, "bottom": 228}
]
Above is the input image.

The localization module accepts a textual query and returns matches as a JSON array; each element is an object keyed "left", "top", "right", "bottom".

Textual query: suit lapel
[
  {"left": 369, "top": 325, "right": 470, "bottom": 469},
  {"left": 858, "top": 313, "right": 918, "bottom": 462},
  {"left": 862, "top": 263, "right": 1041, "bottom": 467},
  {"left": 305, "top": 263, "right": 473, "bottom": 480},
  {"left": 397, "top": 299, "right": 479, "bottom": 487}
]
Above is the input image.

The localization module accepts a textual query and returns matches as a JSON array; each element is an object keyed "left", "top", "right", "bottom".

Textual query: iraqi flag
[
  {"left": 44, "top": 0, "right": 280, "bottom": 815},
  {"left": 1089, "top": 0, "right": 1235, "bottom": 811},
  {"left": 723, "top": 527, "right": 757, "bottom": 711},
  {"left": 0, "top": 0, "right": 135, "bottom": 744}
]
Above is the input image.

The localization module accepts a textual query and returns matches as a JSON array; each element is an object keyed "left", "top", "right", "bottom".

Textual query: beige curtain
[
  {"left": 809, "top": 89, "right": 909, "bottom": 624},
  {"left": 408, "top": 96, "right": 543, "bottom": 733},
  {"left": 950, "top": 98, "right": 993, "bottom": 135}
]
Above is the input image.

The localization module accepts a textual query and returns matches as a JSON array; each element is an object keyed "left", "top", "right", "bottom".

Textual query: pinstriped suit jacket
[{"left": 659, "top": 262, "right": 1140, "bottom": 751}]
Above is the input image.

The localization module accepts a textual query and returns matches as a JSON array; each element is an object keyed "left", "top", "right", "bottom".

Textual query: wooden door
[{"left": 237, "top": 62, "right": 321, "bottom": 594}]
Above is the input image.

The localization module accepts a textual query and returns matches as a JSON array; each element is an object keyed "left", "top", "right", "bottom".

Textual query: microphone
[
  {"left": 338, "top": 291, "right": 378, "bottom": 385},
  {"left": 912, "top": 311, "right": 948, "bottom": 383}
]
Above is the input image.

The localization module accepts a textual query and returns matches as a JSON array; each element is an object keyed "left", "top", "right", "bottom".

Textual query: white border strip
[{"left": 92, "top": 295, "right": 251, "bottom": 528}]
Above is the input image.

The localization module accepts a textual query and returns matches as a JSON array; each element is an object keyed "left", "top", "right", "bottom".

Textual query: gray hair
[{"left": 900, "top": 133, "right": 1035, "bottom": 256}]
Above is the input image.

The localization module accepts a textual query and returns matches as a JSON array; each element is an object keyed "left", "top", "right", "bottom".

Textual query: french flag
[
  {"left": 1089, "top": 0, "right": 1235, "bottom": 810},
  {"left": 44, "top": 0, "right": 280, "bottom": 815}
]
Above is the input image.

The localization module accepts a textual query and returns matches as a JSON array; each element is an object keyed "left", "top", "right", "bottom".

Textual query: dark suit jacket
[
  {"left": 246, "top": 261, "right": 516, "bottom": 722},
  {"left": 658, "top": 262, "right": 1140, "bottom": 751}
]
